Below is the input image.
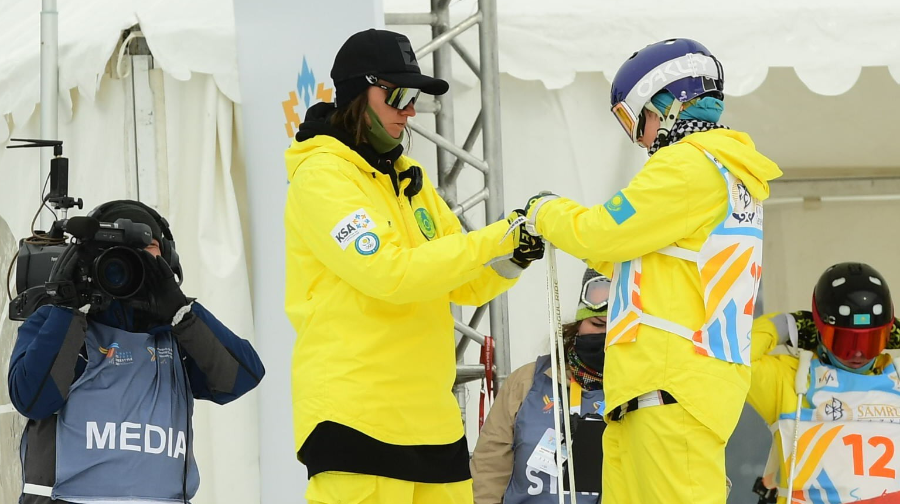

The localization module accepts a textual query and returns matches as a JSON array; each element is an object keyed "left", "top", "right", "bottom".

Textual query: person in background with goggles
[
  {"left": 284, "top": 28, "right": 544, "bottom": 504},
  {"left": 471, "top": 269, "right": 610, "bottom": 504},
  {"left": 514, "top": 38, "right": 782, "bottom": 504},
  {"left": 747, "top": 262, "right": 900, "bottom": 504}
]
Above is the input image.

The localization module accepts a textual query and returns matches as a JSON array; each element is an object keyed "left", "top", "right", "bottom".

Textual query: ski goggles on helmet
[
  {"left": 611, "top": 102, "right": 651, "bottom": 144},
  {"left": 366, "top": 75, "right": 420, "bottom": 110},
  {"left": 819, "top": 325, "right": 891, "bottom": 362},
  {"left": 581, "top": 276, "right": 612, "bottom": 312},
  {"left": 814, "top": 308, "right": 892, "bottom": 362}
]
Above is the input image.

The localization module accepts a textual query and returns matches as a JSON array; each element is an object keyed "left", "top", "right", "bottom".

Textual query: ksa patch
[
  {"left": 355, "top": 232, "right": 380, "bottom": 255},
  {"left": 331, "top": 208, "right": 377, "bottom": 250},
  {"left": 603, "top": 191, "right": 636, "bottom": 225},
  {"left": 414, "top": 208, "right": 436, "bottom": 240}
]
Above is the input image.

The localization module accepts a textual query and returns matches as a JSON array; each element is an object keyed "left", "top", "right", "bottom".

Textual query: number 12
[{"left": 842, "top": 434, "right": 895, "bottom": 478}]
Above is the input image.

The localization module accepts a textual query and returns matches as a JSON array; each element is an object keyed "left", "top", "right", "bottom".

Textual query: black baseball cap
[{"left": 331, "top": 29, "right": 449, "bottom": 97}]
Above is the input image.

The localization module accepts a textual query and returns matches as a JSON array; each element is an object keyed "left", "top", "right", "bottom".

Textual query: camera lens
[{"left": 94, "top": 247, "right": 145, "bottom": 298}]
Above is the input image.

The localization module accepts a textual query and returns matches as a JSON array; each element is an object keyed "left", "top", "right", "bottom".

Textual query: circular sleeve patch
[
  {"left": 414, "top": 208, "right": 436, "bottom": 240},
  {"left": 354, "top": 232, "right": 380, "bottom": 255}
]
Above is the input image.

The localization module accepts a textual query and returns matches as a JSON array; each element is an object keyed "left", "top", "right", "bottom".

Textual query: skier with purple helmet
[{"left": 518, "top": 39, "right": 782, "bottom": 503}]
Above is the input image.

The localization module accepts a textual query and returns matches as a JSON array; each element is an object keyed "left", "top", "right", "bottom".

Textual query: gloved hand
[
  {"left": 507, "top": 209, "right": 544, "bottom": 268},
  {"left": 46, "top": 243, "right": 86, "bottom": 307},
  {"left": 522, "top": 191, "right": 559, "bottom": 236},
  {"left": 137, "top": 251, "right": 189, "bottom": 324}
]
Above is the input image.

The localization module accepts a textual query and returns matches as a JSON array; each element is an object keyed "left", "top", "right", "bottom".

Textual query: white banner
[{"left": 233, "top": 1, "right": 383, "bottom": 501}]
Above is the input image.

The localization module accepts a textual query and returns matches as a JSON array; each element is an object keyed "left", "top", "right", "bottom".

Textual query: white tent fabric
[
  {"left": 0, "top": 0, "right": 240, "bottom": 143},
  {"left": 386, "top": 0, "right": 900, "bottom": 95},
  {"left": 1, "top": 216, "right": 29, "bottom": 504}
]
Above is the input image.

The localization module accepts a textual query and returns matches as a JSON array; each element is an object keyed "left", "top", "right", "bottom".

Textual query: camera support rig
[{"left": 7, "top": 138, "right": 84, "bottom": 238}]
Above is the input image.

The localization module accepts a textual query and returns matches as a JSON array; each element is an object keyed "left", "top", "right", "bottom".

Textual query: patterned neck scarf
[
  {"left": 566, "top": 344, "right": 603, "bottom": 391},
  {"left": 648, "top": 118, "right": 728, "bottom": 156}
]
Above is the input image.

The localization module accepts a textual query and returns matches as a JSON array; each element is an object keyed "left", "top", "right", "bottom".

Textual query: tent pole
[
  {"left": 40, "top": 0, "right": 59, "bottom": 228},
  {"left": 478, "top": 0, "right": 509, "bottom": 390}
]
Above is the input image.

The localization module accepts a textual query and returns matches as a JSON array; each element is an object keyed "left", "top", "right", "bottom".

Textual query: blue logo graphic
[
  {"left": 604, "top": 191, "right": 636, "bottom": 225},
  {"left": 355, "top": 232, "right": 380, "bottom": 255}
]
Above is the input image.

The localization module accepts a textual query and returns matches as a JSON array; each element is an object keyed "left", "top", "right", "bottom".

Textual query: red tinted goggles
[{"left": 819, "top": 324, "right": 891, "bottom": 362}]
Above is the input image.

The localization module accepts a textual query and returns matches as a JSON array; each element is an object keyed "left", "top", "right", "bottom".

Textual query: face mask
[
  {"left": 574, "top": 333, "right": 606, "bottom": 372},
  {"left": 364, "top": 105, "right": 404, "bottom": 153}
]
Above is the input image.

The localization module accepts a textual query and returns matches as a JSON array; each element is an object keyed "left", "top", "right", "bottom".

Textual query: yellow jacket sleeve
[
  {"left": 287, "top": 159, "right": 516, "bottom": 305},
  {"left": 537, "top": 143, "right": 723, "bottom": 263},
  {"left": 425, "top": 191, "right": 518, "bottom": 306},
  {"left": 471, "top": 362, "right": 535, "bottom": 504},
  {"left": 748, "top": 315, "right": 800, "bottom": 425}
]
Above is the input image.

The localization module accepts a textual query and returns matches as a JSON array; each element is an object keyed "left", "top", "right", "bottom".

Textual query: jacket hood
[
  {"left": 684, "top": 129, "right": 782, "bottom": 200},
  {"left": 286, "top": 102, "right": 403, "bottom": 181}
]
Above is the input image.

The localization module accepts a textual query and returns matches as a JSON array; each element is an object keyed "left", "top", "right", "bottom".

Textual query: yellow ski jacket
[
  {"left": 534, "top": 129, "right": 782, "bottom": 440},
  {"left": 285, "top": 133, "right": 518, "bottom": 453}
]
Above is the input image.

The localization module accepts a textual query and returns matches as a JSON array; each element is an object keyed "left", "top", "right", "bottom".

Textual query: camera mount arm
[{"left": 7, "top": 138, "right": 83, "bottom": 219}]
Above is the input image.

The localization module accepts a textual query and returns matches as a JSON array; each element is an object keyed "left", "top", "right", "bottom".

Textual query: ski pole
[{"left": 546, "top": 242, "right": 577, "bottom": 504}]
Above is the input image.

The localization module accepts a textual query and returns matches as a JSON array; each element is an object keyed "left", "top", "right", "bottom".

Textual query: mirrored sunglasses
[{"left": 367, "top": 75, "right": 420, "bottom": 110}]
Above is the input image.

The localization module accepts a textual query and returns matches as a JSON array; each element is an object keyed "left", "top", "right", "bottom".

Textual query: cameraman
[{"left": 6, "top": 200, "right": 265, "bottom": 504}]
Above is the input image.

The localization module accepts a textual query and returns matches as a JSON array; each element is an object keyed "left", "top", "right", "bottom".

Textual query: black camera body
[{"left": 9, "top": 217, "right": 153, "bottom": 321}]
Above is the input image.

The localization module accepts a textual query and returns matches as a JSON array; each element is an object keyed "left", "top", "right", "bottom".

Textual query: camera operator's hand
[
  {"left": 139, "top": 251, "right": 189, "bottom": 325},
  {"left": 46, "top": 243, "right": 85, "bottom": 307}
]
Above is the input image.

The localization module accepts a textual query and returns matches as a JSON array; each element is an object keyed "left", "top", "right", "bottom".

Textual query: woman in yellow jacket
[
  {"left": 284, "top": 29, "right": 543, "bottom": 504},
  {"left": 748, "top": 263, "right": 900, "bottom": 504},
  {"left": 522, "top": 39, "right": 782, "bottom": 503}
]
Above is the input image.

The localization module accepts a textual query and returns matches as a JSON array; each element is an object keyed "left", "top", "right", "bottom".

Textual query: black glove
[
  {"left": 46, "top": 243, "right": 85, "bottom": 307},
  {"left": 508, "top": 209, "right": 545, "bottom": 268},
  {"left": 137, "top": 251, "right": 189, "bottom": 324}
]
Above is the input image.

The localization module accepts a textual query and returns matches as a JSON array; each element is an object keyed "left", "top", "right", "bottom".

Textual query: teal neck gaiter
[{"left": 365, "top": 106, "right": 404, "bottom": 153}]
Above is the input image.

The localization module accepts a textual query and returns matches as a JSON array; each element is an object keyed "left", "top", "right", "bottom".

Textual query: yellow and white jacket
[{"left": 535, "top": 129, "right": 782, "bottom": 440}]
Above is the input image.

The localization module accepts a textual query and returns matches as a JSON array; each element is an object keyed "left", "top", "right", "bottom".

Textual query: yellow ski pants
[
  {"left": 306, "top": 471, "right": 473, "bottom": 504},
  {"left": 602, "top": 402, "right": 731, "bottom": 504}
]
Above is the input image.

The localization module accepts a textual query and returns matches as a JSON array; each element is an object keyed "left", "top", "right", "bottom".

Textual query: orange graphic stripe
[
  {"left": 706, "top": 247, "right": 753, "bottom": 316},
  {"left": 282, "top": 91, "right": 301, "bottom": 138},
  {"left": 699, "top": 243, "right": 739, "bottom": 289},
  {"left": 316, "top": 83, "right": 333, "bottom": 103},
  {"left": 691, "top": 330, "right": 711, "bottom": 356},
  {"left": 607, "top": 312, "right": 639, "bottom": 346},
  {"left": 793, "top": 423, "right": 824, "bottom": 470},
  {"left": 632, "top": 271, "right": 643, "bottom": 310},
  {"left": 744, "top": 263, "right": 762, "bottom": 315},
  {"left": 794, "top": 425, "right": 844, "bottom": 490}
]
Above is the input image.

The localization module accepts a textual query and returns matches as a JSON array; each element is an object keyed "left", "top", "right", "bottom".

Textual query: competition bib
[{"left": 778, "top": 419, "right": 900, "bottom": 503}]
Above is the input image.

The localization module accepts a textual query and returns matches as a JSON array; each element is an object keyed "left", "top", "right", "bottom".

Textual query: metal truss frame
[{"left": 384, "top": 0, "right": 510, "bottom": 419}]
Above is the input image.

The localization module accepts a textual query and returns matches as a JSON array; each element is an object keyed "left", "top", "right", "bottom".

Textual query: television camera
[{"left": 6, "top": 139, "right": 154, "bottom": 321}]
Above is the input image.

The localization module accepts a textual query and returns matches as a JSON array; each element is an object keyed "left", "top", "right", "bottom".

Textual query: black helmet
[{"left": 812, "top": 262, "right": 893, "bottom": 363}]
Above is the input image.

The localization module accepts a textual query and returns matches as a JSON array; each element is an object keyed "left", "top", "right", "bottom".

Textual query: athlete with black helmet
[{"left": 748, "top": 262, "right": 900, "bottom": 503}]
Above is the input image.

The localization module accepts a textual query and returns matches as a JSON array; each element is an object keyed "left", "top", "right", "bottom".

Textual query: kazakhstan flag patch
[{"left": 604, "top": 191, "right": 636, "bottom": 225}]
